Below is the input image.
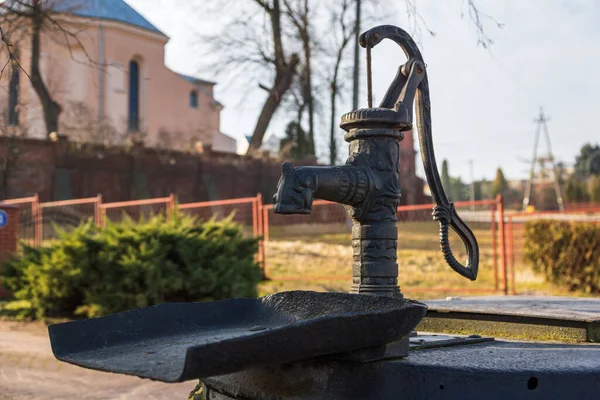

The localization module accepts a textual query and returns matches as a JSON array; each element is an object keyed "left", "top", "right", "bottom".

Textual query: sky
[{"left": 126, "top": 0, "right": 600, "bottom": 182}]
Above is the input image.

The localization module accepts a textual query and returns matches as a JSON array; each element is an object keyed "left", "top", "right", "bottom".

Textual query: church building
[{"left": 0, "top": 0, "right": 236, "bottom": 153}]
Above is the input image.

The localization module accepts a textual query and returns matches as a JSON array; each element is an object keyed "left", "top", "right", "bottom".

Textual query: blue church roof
[
  {"left": 178, "top": 73, "right": 216, "bottom": 87},
  {"left": 56, "top": 0, "right": 165, "bottom": 36}
]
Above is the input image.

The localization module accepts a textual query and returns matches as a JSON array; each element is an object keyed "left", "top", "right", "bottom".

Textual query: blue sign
[{"left": 0, "top": 210, "right": 8, "bottom": 229}]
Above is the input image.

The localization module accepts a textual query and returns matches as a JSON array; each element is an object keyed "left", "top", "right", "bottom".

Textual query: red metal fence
[
  {"left": 262, "top": 196, "right": 506, "bottom": 295},
  {"left": 1, "top": 193, "right": 265, "bottom": 268},
  {"left": 3, "top": 192, "right": 599, "bottom": 296},
  {"left": 40, "top": 196, "right": 101, "bottom": 241},
  {"left": 100, "top": 195, "right": 175, "bottom": 227},
  {"left": 3, "top": 195, "right": 41, "bottom": 247},
  {"left": 179, "top": 195, "right": 265, "bottom": 266},
  {"left": 505, "top": 207, "right": 600, "bottom": 295}
]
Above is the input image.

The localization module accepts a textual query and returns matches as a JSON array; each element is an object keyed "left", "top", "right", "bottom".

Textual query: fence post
[
  {"left": 262, "top": 205, "right": 270, "bottom": 275},
  {"left": 33, "top": 193, "right": 42, "bottom": 247},
  {"left": 100, "top": 205, "right": 106, "bottom": 228},
  {"left": 490, "top": 203, "right": 498, "bottom": 291},
  {"left": 94, "top": 194, "right": 103, "bottom": 226},
  {"left": 507, "top": 216, "right": 516, "bottom": 295},
  {"left": 257, "top": 193, "right": 269, "bottom": 279},
  {"left": 497, "top": 194, "right": 508, "bottom": 295},
  {"left": 262, "top": 206, "right": 270, "bottom": 243},
  {"left": 252, "top": 195, "right": 259, "bottom": 238},
  {"left": 257, "top": 193, "right": 264, "bottom": 237},
  {"left": 167, "top": 194, "right": 176, "bottom": 220}
]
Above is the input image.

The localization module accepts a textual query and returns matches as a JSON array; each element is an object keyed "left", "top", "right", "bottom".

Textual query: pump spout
[{"left": 273, "top": 162, "right": 370, "bottom": 215}]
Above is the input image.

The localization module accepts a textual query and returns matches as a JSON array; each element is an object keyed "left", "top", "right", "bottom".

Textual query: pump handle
[{"left": 360, "top": 25, "right": 479, "bottom": 281}]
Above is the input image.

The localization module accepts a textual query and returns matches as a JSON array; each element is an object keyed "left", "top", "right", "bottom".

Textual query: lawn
[{"left": 258, "top": 221, "right": 584, "bottom": 299}]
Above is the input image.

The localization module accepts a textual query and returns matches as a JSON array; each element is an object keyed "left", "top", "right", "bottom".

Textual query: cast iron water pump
[
  {"left": 47, "top": 25, "right": 480, "bottom": 396},
  {"left": 274, "top": 24, "right": 478, "bottom": 296},
  {"left": 46, "top": 25, "right": 600, "bottom": 400}
]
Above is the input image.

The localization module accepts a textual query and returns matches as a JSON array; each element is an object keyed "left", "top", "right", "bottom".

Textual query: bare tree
[
  {"left": 461, "top": 0, "right": 504, "bottom": 49},
  {"left": 62, "top": 101, "right": 123, "bottom": 146},
  {"left": 284, "top": 0, "right": 316, "bottom": 157},
  {"left": 203, "top": 0, "right": 500, "bottom": 160},
  {"left": 0, "top": 0, "right": 97, "bottom": 136},
  {"left": 202, "top": 0, "right": 300, "bottom": 157},
  {"left": 0, "top": 91, "right": 28, "bottom": 198},
  {"left": 155, "top": 128, "right": 200, "bottom": 165},
  {"left": 326, "top": 0, "right": 354, "bottom": 165},
  {"left": 0, "top": 135, "right": 23, "bottom": 199},
  {"left": 402, "top": 0, "right": 435, "bottom": 45}
]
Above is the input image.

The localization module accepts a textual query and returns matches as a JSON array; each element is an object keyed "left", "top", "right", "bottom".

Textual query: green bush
[
  {"left": 524, "top": 220, "right": 600, "bottom": 293},
  {"left": 1, "top": 213, "right": 261, "bottom": 319}
]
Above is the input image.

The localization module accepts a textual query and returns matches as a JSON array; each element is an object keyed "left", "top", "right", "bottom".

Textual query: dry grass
[{"left": 258, "top": 222, "right": 591, "bottom": 300}]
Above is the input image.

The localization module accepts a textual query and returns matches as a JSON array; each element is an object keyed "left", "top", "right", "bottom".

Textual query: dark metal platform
[
  {"left": 48, "top": 291, "right": 425, "bottom": 382},
  {"left": 203, "top": 338, "right": 600, "bottom": 400}
]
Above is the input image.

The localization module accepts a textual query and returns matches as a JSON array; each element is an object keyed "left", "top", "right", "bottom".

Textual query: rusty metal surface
[{"left": 49, "top": 291, "right": 426, "bottom": 382}]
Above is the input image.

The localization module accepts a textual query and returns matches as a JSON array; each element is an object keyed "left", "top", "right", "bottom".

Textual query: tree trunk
[
  {"left": 246, "top": 0, "right": 299, "bottom": 155},
  {"left": 0, "top": 139, "right": 20, "bottom": 199},
  {"left": 0, "top": 149, "right": 8, "bottom": 199},
  {"left": 329, "top": 31, "right": 350, "bottom": 165},
  {"left": 30, "top": 3, "right": 62, "bottom": 135},
  {"left": 329, "top": 82, "right": 337, "bottom": 165},
  {"left": 295, "top": 95, "right": 306, "bottom": 156},
  {"left": 302, "top": 34, "right": 315, "bottom": 156},
  {"left": 247, "top": 54, "right": 299, "bottom": 155},
  {"left": 270, "top": 0, "right": 285, "bottom": 73},
  {"left": 329, "top": 52, "right": 344, "bottom": 165}
]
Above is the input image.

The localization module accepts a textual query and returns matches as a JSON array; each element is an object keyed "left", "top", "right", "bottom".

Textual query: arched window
[
  {"left": 128, "top": 60, "right": 140, "bottom": 131},
  {"left": 189, "top": 90, "right": 198, "bottom": 108},
  {"left": 8, "top": 67, "right": 19, "bottom": 126}
]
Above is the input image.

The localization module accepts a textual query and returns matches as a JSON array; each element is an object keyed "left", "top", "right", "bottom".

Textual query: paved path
[{"left": 0, "top": 320, "right": 194, "bottom": 399}]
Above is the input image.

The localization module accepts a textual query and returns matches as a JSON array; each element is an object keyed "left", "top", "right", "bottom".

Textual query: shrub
[
  {"left": 1, "top": 213, "right": 261, "bottom": 319},
  {"left": 524, "top": 220, "right": 600, "bottom": 293}
]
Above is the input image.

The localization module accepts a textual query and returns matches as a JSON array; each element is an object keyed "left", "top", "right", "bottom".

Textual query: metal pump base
[{"left": 201, "top": 336, "right": 600, "bottom": 400}]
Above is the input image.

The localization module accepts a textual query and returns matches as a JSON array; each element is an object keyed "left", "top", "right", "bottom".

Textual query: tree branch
[
  {"left": 0, "top": 24, "right": 30, "bottom": 81},
  {"left": 462, "top": 0, "right": 504, "bottom": 49}
]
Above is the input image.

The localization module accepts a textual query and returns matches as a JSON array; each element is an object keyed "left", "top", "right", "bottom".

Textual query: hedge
[
  {"left": 1, "top": 213, "right": 261, "bottom": 320},
  {"left": 524, "top": 220, "right": 600, "bottom": 293}
]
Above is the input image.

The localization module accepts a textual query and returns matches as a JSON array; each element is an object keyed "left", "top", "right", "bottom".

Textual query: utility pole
[
  {"left": 352, "top": 0, "right": 361, "bottom": 110},
  {"left": 469, "top": 159, "right": 475, "bottom": 211},
  {"left": 522, "top": 108, "right": 565, "bottom": 211}
]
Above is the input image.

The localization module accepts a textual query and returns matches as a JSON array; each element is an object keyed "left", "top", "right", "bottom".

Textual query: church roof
[
  {"left": 56, "top": 0, "right": 166, "bottom": 36},
  {"left": 178, "top": 73, "right": 216, "bottom": 87},
  {"left": 173, "top": 71, "right": 222, "bottom": 108}
]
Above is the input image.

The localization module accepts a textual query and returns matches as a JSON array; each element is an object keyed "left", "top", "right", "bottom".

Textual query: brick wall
[
  {"left": 0, "top": 136, "right": 425, "bottom": 205},
  {"left": 0, "top": 204, "right": 19, "bottom": 296}
]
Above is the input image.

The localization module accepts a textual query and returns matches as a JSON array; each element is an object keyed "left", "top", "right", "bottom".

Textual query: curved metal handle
[{"left": 360, "top": 25, "right": 479, "bottom": 280}]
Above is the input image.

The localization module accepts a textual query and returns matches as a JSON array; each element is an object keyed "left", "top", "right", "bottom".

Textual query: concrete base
[
  {"left": 202, "top": 296, "right": 600, "bottom": 399},
  {"left": 203, "top": 338, "right": 600, "bottom": 399}
]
